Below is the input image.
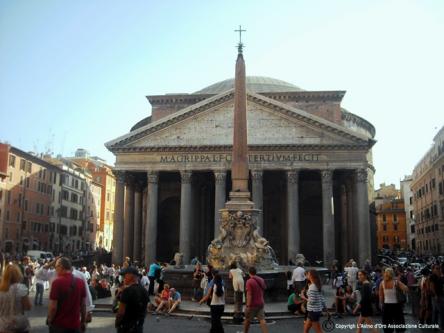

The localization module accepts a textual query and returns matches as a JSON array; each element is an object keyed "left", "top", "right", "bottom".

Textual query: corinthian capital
[
  {"left": 251, "top": 170, "right": 263, "bottom": 183},
  {"left": 356, "top": 168, "right": 368, "bottom": 183},
  {"left": 180, "top": 170, "right": 192, "bottom": 184},
  {"left": 287, "top": 170, "right": 299, "bottom": 185},
  {"left": 147, "top": 171, "right": 159, "bottom": 184},
  {"left": 113, "top": 170, "right": 126, "bottom": 183},
  {"left": 214, "top": 171, "right": 226, "bottom": 185},
  {"left": 321, "top": 170, "right": 333, "bottom": 184}
]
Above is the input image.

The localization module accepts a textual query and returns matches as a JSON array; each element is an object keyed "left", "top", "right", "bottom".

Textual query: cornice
[
  {"left": 112, "top": 144, "right": 370, "bottom": 153},
  {"left": 147, "top": 94, "right": 213, "bottom": 106},
  {"left": 261, "top": 90, "right": 345, "bottom": 103},
  {"left": 342, "top": 110, "right": 376, "bottom": 138}
]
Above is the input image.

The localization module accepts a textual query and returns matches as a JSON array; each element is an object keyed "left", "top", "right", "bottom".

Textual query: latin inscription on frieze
[{"left": 159, "top": 153, "right": 322, "bottom": 164}]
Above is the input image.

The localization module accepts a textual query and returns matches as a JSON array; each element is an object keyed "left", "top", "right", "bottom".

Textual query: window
[
  {"left": 62, "top": 190, "right": 69, "bottom": 200},
  {"left": 70, "top": 208, "right": 78, "bottom": 220},
  {"left": 107, "top": 192, "right": 110, "bottom": 202},
  {"left": 432, "top": 178, "right": 436, "bottom": 189},
  {"left": 18, "top": 194, "right": 22, "bottom": 208},
  {"left": 20, "top": 159, "right": 25, "bottom": 171},
  {"left": 409, "top": 197, "right": 413, "bottom": 205},
  {"left": 24, "top": 200, "right": 28, "bottom": 211},
  {"left": 60, "top": 225, "right": 67, "bottom": 235},
  {"left": 383, "top": 224, "right": 387, "bottom": 231},
  {"left": 393, "top": 214, "right": 398, "bottom": 222},
  {"left": 26, "top": 161, "right": 32, "bottom": 173},
  {"left": 6, "top": 191, "right": 11, "bottom": 205},
  {"left": 411, "top": 225, "right": 415, "bottom": 233},
  {"left": 71, "top": 193, "right": 78, "bottom": 203},
  {"left": 6, "top": 210, "right": 9, "bottom": 220},
  {"left": 38, "top": 168, "right": 42, "bottom": 179},
  {"left": 61, "top": 205, "right": 67, "bottom": 218},
  {"left": 26, "top": 178, "right": 30, "bottom": 188},
  {"left": 410, "top": 210, "right": 413, "bottom": 219},
  {"left": 383, "top": 214, "right": 386, "bottom": 222},
  {"left": 394, "top": 224, "right": 398, "bottom": 231},
  {"left": 9, "top": 155, "right": 16, "bottom": 167}
]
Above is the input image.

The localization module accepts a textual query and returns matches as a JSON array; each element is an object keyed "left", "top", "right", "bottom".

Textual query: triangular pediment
[{"left": 106, "top": 90, "right": 372, "bottom": 152}]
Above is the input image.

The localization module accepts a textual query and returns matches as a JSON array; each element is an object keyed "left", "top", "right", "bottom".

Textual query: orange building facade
[
  {"left": 0, "top": 144, "right": 60, "bottom": 253},
  {"left": 70, "top": 157, "right": 115, "bottom": 251},
  {"left": 375, "top": 199, "right": 408, "bottom": 250},
  {"left": 411, "top": 126, "right": 444, "bottom": 255}
]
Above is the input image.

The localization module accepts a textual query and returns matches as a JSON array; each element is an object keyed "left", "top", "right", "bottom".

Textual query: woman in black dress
[{"left": 353, "top": 270, "right": 378, "bottom": 333}]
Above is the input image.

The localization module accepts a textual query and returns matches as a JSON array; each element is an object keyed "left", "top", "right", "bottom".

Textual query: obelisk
[
  {"left": 207, "top": 27, "right": 277, "bottom": 271},
  {"left": 226, "top": 28, "right": 254, "bottom": 210}
]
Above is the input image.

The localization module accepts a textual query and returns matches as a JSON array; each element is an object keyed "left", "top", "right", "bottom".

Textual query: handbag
[
  {"left": 1, "top": 284, "right": 30, "bottom": 333},
  {"left": 395, "top": 280, "right": 407, "bottom": 304}
]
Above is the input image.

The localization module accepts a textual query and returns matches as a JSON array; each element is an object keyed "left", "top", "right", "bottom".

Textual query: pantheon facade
[{"left": 106, "top": 76, "right": 376, "bottom": 267}]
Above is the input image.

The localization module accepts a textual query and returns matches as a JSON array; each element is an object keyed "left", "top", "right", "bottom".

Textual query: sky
[{"left": 0, "top": 0, "right": 442, "bottom": 187}]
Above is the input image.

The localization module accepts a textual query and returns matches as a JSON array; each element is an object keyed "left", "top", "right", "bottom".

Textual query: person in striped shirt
[{"left": 304, "top": 269, "right": 327, "bottom": 333}]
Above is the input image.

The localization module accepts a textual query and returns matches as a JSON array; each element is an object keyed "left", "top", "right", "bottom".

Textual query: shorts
[
  {"left": 245, "top": 306, "right": 265, "bottom": 321},
  {"left": 307, "top": 311, "right": 322, "bottom": 322}
]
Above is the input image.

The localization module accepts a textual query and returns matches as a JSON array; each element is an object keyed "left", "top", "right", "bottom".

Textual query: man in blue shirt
[
  {"left": 147, "top": 260, "right": 161, "bottom": 295},
  {"left": 168, "top": 288, "right": 181, "bottom": 314}
]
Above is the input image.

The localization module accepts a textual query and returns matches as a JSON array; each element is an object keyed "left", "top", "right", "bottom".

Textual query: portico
[{"left": 106, "top": 76, "right": 376, "bottom": 268}]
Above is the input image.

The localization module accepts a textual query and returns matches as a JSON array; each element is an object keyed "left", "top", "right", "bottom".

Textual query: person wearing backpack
[
  {"left": 244, "top": 266, "right": 268, "bottom": 333},
  {"left": 115, "top": 267, "right": 149, "bottom": 333}
]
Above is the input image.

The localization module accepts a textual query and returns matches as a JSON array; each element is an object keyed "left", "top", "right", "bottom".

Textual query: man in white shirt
[
  {"left": 140, "top": 271, "right": 150, "bottom": 291},
  {"left": 34, "top": 263, "right": 50, "bottom": 305},
  {"left": 291, "top": 262, "right": 306, "bottom": 294},
  {"left": 344, "top": 261, "right": 359, "bottom": 291}
]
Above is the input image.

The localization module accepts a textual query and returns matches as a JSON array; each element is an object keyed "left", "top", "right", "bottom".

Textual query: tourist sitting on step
[
  {"left": 154, "top": 284, "right": 170, "bottom": 313},
  {"left": 168, "top": 288, "right": 182, "bottom": 314},
  {"left": 288, "top": 290, "right": 305, "bottom": 315}
]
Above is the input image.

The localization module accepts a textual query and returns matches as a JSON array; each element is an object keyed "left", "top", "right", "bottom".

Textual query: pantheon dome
[{"left": 194, "top": 76, "right": 304, "bottom": 94}]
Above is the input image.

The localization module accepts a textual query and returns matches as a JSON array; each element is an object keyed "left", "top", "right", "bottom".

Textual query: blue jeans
[{"left": 35, "top": 282, "right": 44, "bottom": 305}]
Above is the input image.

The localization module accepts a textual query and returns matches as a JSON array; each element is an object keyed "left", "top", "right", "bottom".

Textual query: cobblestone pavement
[{"left": 28, "top": 303, "right": 435, "bottom": 333}]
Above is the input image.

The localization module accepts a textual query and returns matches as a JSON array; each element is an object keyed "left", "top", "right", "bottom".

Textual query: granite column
[
  {"left": 213, "top": 171, "right": 226, "bottom": 238},
  {"left": 123, "top": 175, "right": 135, "bottom": 260},
  {"left": 287, "top": 170, "right": 300, "bottom": 262},
  {"left": 321, "top": 170, "right": 335, "bottom": 267},
  {"left": 356, "top": 168, "right": 371, "bottom": 266},
  {"left": 133, "top": 182, "right": 143, "bottom": 262},
  {"left": 252, "top": 170, "right": 264, "bottom": 234},
  {"left": 145, "top": 171, "right": 159, "bottom": 266},
  {"left": 112, "top": 171, "right": 125, "bottom": 265},
  {"left": 180, "top": 170, "right": 193, "bottom": 264}
]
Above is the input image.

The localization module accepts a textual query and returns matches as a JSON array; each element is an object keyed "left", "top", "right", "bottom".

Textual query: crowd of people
[{"left": 2, "top": 253, "right": 444, "bottom": 332}]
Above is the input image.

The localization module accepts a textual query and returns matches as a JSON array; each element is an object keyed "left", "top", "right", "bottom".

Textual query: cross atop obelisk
[{"left": 234, "top": 25, "right": 246, "bottom": 53}]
